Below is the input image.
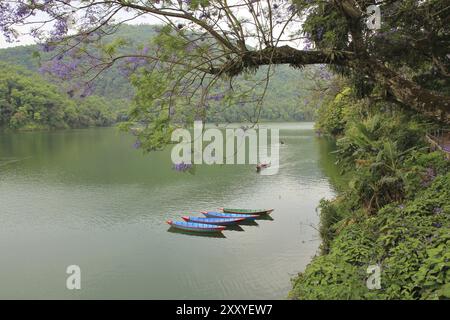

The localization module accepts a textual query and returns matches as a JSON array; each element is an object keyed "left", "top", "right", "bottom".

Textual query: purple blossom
[
  {"left": 133, "top": 140, "right": 142, "bottom": 149},
  {"left": 15, "top": 3, "right": 32, "bottom": 19},
  {"left": 40, "top": 42, "right": 56, "bottom": 52},
  {"left": 51, "top": 18, "right": 69, "bottom": 39},
  {"left": 39, "top": 59, "right": 80, "bottom": 80},
  {"left": 206, "top": 93, "right": 225, "bottom": 101},
  {"left": 288, "top": 4, "right": 296, "bottom": 13},
  {"left": 185, "top": 42, "right": 198, "bottom": 53},
  {"left": 317, "top": 27, "right": 324, "bottom": 40},
  {"left": 303, "top": 39, "right": 312, "bottom": 50},
  {"left": 80, "top": 82, "right": 96, "bottom": 98},
  {"left": 172, "top": 162, "right": 193, "bottom": 172}
]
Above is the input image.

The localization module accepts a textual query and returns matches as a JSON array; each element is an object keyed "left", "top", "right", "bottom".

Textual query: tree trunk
[
  {"left": 367, "top": 60, "right": 450, "bottom": 123},
  {"left": 213, "top": 45, "right": 450, "bottom": 124}
]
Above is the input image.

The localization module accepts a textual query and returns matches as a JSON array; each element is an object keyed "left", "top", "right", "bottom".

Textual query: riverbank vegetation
[{"left": 290, "top": 85, "right": 450, "bottom": 299}]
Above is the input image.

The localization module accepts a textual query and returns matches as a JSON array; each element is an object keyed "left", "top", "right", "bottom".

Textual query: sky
[
  {"left": 0, "top": 9, "right": 163, "bottom": 49},
  {"left": 0, "top": 2, "right": 304, "bottom": 50},
  {"left": 0, "top": 35, "right": 35, "bottom": 49}
]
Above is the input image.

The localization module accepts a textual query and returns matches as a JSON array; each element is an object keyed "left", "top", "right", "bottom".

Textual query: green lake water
[{"left": 0, "top": 122, "right": 338, "bottom": 299}]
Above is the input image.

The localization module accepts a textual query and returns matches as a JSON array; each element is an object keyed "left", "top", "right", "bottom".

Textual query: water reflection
[
  {"left": 224, "top": 225, "right": 246, "bottom": 232},
  {"left": 0, "top": 123, "right": 341, "bottom": 299},
  {"left": 236, "top": 220, "right": 259, "bottom": 226},
  {"left": 255, "top": 215, "right": 274, "bottom": 221},
  {"left": 167, "top": 227, "right": 227, "bottom": 238}
]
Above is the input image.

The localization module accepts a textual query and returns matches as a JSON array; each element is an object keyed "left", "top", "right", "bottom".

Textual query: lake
[{"left": 0, "top": 122, "right": 338, "bottom": 299}]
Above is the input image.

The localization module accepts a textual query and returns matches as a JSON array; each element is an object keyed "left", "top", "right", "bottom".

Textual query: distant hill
[
  {"left": 0, "top": 63, "right": 117, "bottom": 130},
  {"left": 0, "top": 24, "right": 320, "bottom": 122}
]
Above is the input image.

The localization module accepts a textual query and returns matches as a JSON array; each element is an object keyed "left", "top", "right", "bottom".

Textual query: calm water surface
[{"left": 0, "top": 122, "right": 338, "bottom": 299}]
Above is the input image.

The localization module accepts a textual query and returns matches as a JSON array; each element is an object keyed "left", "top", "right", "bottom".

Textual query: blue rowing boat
[
  {"left": 166, "top": 220, "right": 225, "bottom": 232},
  {"left": 182, "top": 216, "right": 245, "bottom": 225},
  {"left": 201, "top": 211, "right": 259, "bottom": 220}
]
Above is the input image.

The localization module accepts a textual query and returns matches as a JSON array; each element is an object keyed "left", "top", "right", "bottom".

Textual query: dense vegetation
[
  {"left": 0, "top": 25, "right": 321, "bottom": 124},
  {"left": 0, "top": 63, "right": 117, "bottom": 130},
  {"left": 290, "top": 84, "right": 450, "bottom": 299}
]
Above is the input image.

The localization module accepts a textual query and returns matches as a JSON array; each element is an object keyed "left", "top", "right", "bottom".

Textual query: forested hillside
[
  {"left": 0, "top": 63, "right": 117, "bottom": 130},
  {"left": 0, "top": 24, "right": 320, "bottom": 123}
]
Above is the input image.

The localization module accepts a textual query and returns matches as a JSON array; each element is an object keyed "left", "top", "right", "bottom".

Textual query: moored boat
[
  {"left": 182, "top": 216, "right": 245, "bottom": 225},
  {"left": 220, "top": 208, "right": 274, "bottom": 215},
  {"left": 256, "top": 163, "right": 271, "bottom": 172},
  {"left": 166, "top": 220, "right": 225, "bottom": 232},
  {"left": 201, "top": 211, "right": 259, "bottom": 220}
]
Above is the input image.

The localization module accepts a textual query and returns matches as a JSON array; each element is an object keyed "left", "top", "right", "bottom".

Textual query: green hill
[
  {"left": 0, "top": 63, "right": 116, "bottom": 130},
  {"left": 0, "top": 24, "right": 321, "bottom": 122}
]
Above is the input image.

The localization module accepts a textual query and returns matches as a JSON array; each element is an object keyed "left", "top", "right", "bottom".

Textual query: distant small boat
[
  {"left": 201, "top": 211, "right": 259, "bottom": 220},
  {"left": 256, "top": 163, "right": 271, "bottom": 172},
  {"left": 182, "top": 216, "right": 245, "bottom": 225},
  {"left": 220, "top": 208, "right": 274, "bottom": 215},
  {"left": 166, "top": 220, "right": 225, "bottom": 232}
]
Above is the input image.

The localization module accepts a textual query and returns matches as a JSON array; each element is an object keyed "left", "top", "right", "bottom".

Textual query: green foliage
[
  {"left": 0, "top": 24, "right": 324, "bottom": 129},
  {"left": 291, "top": 173, "right": 450, "bottom": 300},
  {"left": 315, "top": 87, "right": 353, "bottom": 136},
  {"left": 0, "top": 63, "right": 116, "bottom": 130},
  {"left": 317, "top": 197, "right": 355, "bottom": 254},
  {"left": 0, "top": 63, "right": 69, "bottom": 130},
  {"left": 299, "top": 0, "right": 450, "bottom": 99},
  {"left": 292, "top": 86, "right": 450, "bottom": 300}
]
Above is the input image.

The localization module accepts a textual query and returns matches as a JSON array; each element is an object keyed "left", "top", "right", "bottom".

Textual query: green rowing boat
[{"left": 219, "top": 208, "right": 274, "bottom": 215}]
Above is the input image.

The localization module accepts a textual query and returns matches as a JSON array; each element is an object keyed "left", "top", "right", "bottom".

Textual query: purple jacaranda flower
[
  {"left": 206, "top": 93, "right": 225, "bottom": 101},
  {"left": 80, "top": 82, "right": 96, "bottom": 98},
  {"left": 51, "top": 18, "right": 69, "bottom": 38},
  {"left": 40, "top": 42, "right": 56, "bottom": 52},
  {"left": 317, "top": 27, "right": 324, "bottom": 40},
  {"left": 288, "top": 4, "right": 296, "bottom": 13},
  {"left": 172, "top": 162, "right": 193, "bottom": 172},
  {"left": 303, "top": 40, "right": 312, "bottom": 50},
  {"left": 133, "top": 140, "right": 142, "bottom": 149},
  {"left": 15, "top": 3, "right": 31, "bottom": 19}
]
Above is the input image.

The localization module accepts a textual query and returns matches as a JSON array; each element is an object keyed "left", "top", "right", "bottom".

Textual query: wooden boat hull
[
  {"left": 201, "top": 211, "right": 259, "bottom": 220},
  {"left": 166, "top": 220, "right": 225, "bottom": 232},
  {"left": 182, "top": 216, "right": 245, "bottom": 225},
  {"left": 220, "top": 208, "right": 274, "bottom": 215}
]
